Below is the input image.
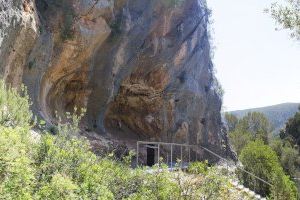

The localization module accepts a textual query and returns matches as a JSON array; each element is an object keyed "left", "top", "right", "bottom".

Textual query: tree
[
  {"left": 270, "top": 139, "right": 300, "bottom": 176},
  {"left": 237, "top": 112, "right": 272, "bottom": 144},
  {"left": 280, "top": 145, "right": 300, "bottom": 176},
  {"left": 281, "top": 106, "right": 300, "bottom": 143},
  {"left": 227, "top": 112, "right": 272, "bottom": 155},
  {"left": 269, "top": 0, "right": 300, "bottom": 39},
  {"left": 229, "top": 130, "right": 252, "bottom": 155},
  {"left": 224, "top": 113, "right": 238, "bottom": 132},
  {"left": 281, "top": 107, "right": 300, "bottom": 146},
  {"left": 239, "top": 140, "right": 298, "bottom": 199}
]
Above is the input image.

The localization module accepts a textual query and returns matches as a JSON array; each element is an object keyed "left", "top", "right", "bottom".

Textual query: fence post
[
  {"left": 158, "top": 143, "right": 160, "bottom": 168},
  {"left": 188, "top": 146, "right": 191, "bottom": 164},
  {"left": 166, "top": 153, "right": 168, "bottom": 166},
  {"left": 254, "top": 178, "right": 256, "bottom": 194},
  {"left": 180, "top": 146, "right": 183, "bottom": 168},
  {"left": 171, "top": 144, "right": 173, "bottom": 170},
  {"left": 136, "top": 142, "right": 139, "bottom": 167},
  {"left": 226, "top": 160, "right": 229, "bottom": 176}
]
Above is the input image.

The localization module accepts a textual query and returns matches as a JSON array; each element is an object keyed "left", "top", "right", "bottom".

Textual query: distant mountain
[{"left": 229, "top": 103, "right": 300, "bottom": 135}]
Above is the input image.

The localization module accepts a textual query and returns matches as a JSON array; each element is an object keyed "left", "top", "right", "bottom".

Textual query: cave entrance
[{"left": 146, "top": 144, "right": 155, "bottom": 166}]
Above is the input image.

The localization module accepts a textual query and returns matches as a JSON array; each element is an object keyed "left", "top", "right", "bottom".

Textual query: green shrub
[
  {"left": 36, "top": 173, "right": 79, "bottom": 200},
  {"left": 28, "top": 59, "right": 36, "bottom": 70},
  {"left": 199, "top": 167, "right": 231, "bottom": 200},
  {"left": 229, "top": 130, "right": 252, "bottom": 155},
  {"left": 108, "top": 16, "right": 123, "bottom": 43},
  {"left": 131, "top": 167, "right": 180, "bottom": 200},
  {"left": 0, "top": 81, "right": 32, "bottom": 128},
  {"left": 0, "top": 127, "right": 35, "bottom": 199},
  {"left": 239, "top": 140, "right": 298, "bottom": 199},
  {"left": 61, "top": 12, "right": 76, "bottom": 41},
  {"left": 188, "top": 160, "right": 209, "bottom": 175}
]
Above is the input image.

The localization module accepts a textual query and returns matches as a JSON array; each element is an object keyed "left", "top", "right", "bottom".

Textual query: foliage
[
  {"left": 270, "top": 170, "right": 298, "bottom": 200},
  {"left": 0, "top": 125, "right": 240, "bottom": 200},
  {"left": 280, "top": 106, "right": 300, "bottom": 146},
  {"left": 162, "top": 0, "right": 184, "bottom": 8},
  {"left": 228, "top": 110, "right": 300, "bottom": 196},
  {"left": 61, "top": 11, "right": 76, "bottom": 41},
  {"left": 109, "top": 16, "right": 122, "bottom": 42},
  {"left": 230, "top": 103, "right": 299, "bottom": 135},
  {"left": 224, "top": 112, "right": 238, "bottom": 132},
  {"left": 0, "top": 84, "right": 238, "bottom": 199},
  {"left": 270, "top": 139, "right": 300, "bottom": 176},
  {"left": 0, "top": 82, "right": 295, "bottom": 199},
  {"left": 226, "top": 112, "right": 272, "bottom": 155},
  {"left": 28, "top": 59, "right": 36, "bottom": 70},
  {"left": 0, "top": 81, "right": 32, "bottom": 128},
  {"left": 185, "top": 164, "right": 235, "bottom": 200},
  {"left": 188, "top": 160, "right": 209, "bottom": 175},
  {"left": 37, "top": 173, "right": 79, "bottom": 200},
  {"left": 280, "top": 145, "right": 300, "bottom": 176},
  {"left": 268, "top": 0, "right": 300, "bottom": 39},
  {"left": 239, "top": 140, "right": 298, "bottom": 199},
  {"left": 229, "top": 130, "right": 252, "bottom": 155},
  {"left": 237, "top": 112, "right": 272, "bottom": 143},
  {"left": 0, "top": 127, "right": 35, "bottom": 200},
  {"left": 198, "top": 167, "right": 231, "bottom": 200}
]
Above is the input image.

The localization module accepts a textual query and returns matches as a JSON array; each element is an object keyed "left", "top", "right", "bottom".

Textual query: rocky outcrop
[
  {"left": 0, "top": 0, "right": 39, "bottom": 87},
  {"left": 0, "top": 0, "right": 229, "bottom": 156}
]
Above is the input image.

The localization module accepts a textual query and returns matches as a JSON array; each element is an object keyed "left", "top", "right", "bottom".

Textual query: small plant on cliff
[
  {"left": 108, "top": 16, "right": 123, "bottom": 42},
  {"left": 61, "top": 12, "right": 76, "bottom": 41},
  {"left": 163, "top": 0, "right": 184, "bottom": 8}
]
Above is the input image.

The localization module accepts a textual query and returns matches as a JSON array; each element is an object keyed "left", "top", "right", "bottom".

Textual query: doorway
[{"left": 146, "top": 145, "right": 155, "bottom": 166}]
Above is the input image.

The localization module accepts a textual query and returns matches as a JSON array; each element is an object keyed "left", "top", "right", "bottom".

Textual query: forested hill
[{"left": 229, "top": 103, "right": 300, "bottom": 135}]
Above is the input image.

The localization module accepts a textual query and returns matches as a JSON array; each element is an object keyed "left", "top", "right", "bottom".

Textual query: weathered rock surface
[{"left": 0, "top": 0, "right": 230, "bottom": 156}]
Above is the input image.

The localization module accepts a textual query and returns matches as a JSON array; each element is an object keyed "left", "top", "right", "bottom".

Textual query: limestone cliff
[{"left": 0, "top": 0, "right": 229, "bottom": 156}]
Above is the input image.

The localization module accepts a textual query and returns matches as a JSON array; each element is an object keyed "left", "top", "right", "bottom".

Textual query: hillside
[{"left": 229, "top": 103, "right": 300, "bottom": 135}]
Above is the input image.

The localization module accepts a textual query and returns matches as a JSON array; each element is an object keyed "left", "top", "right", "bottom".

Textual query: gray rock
[{"left": 0, "top": 0, "right": 232, "bottom": 159}]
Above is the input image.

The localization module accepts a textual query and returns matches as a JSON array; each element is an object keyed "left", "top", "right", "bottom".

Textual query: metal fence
[{"left": 136, "top": 141, "right": 273, "bottom": 198}]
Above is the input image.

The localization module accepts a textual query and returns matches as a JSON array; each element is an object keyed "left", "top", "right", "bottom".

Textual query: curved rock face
[{"left": 0, "top": 0, "right": 229, "bottom": 155}]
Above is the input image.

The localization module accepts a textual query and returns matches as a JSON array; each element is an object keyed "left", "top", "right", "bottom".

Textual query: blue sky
[{"left": 208, "top": 0, "right": 300, "bottom": 111}]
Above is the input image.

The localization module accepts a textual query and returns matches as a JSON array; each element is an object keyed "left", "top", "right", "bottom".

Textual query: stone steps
[{"left": 230, "top": 179, "right": 266, "bottom": 200}]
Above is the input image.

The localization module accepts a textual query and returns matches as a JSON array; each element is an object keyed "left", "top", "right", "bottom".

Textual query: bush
[
  {"left": 0, "top": 81, "right": 32, "bottom": 128},
  {"left": 229, "top": 130, "right": 252, "bottom": 155},
  {"left": 0, "top": 79, "right": 269, "bottom": 200},
  {"left": 239, "top": 140, "right": 298, "bottom": 199},
  {"left": 188, "top": 160, "right": 209, "bottom": 175},
  {"left": 36, "top": 173, "right": 79, "bottom": 200},
  {"left": 0, "top": 127, "right": 35, "bottom": 199}
]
